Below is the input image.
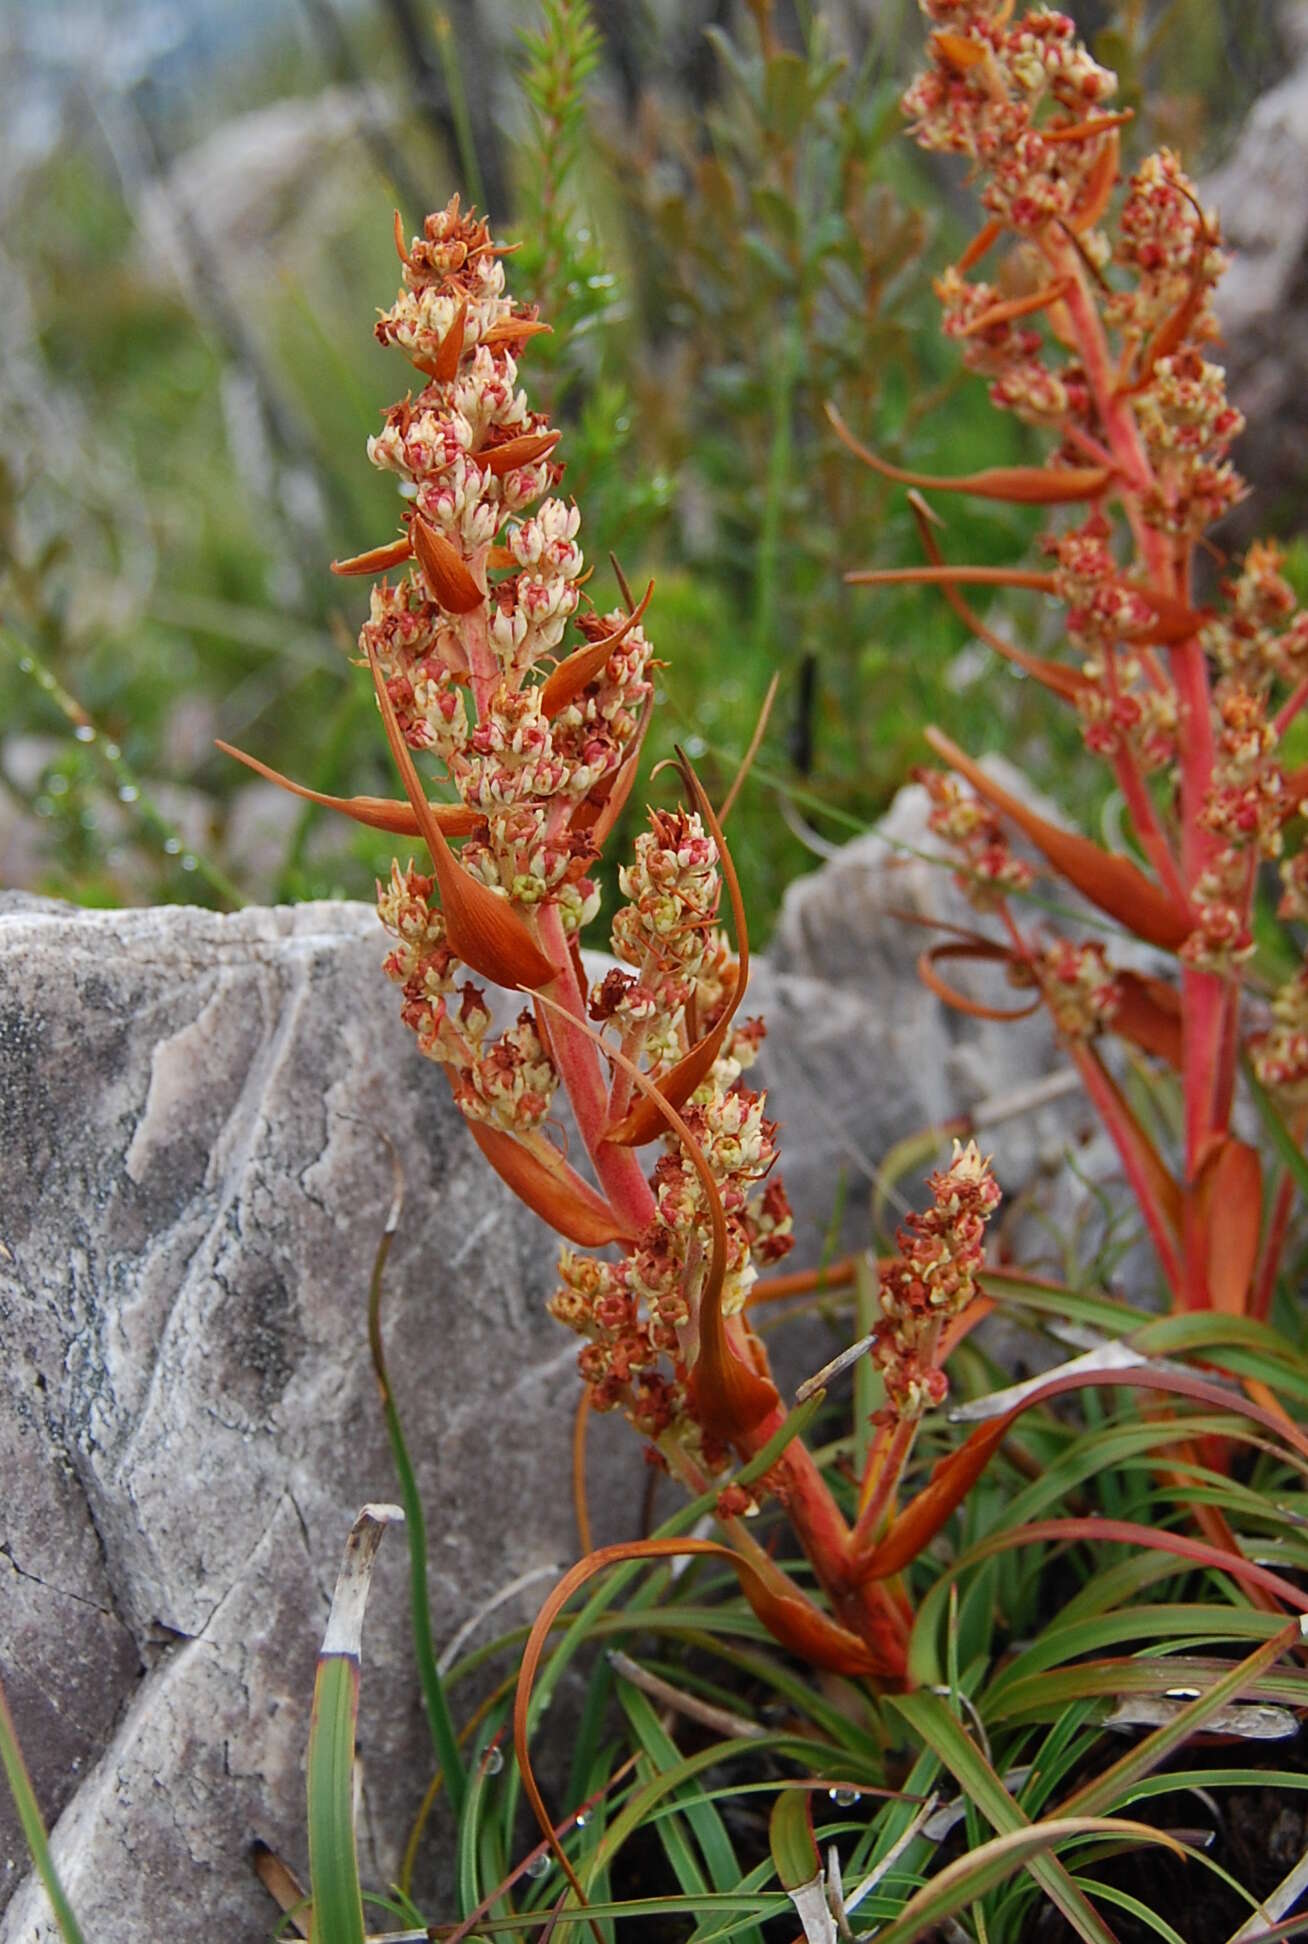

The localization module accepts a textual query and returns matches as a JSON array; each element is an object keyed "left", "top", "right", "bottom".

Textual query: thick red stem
[
  {"left": 534, "top": 902, "right": 657, "bottom": 1232},
  {"left": 735, "top": 1402, "right": 911, "bottom": 1681}
]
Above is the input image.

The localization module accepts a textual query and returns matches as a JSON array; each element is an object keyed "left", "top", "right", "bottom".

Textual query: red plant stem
[
  {"left": 1275, "top": 675, "right": 1308, "bottom": 739},
  {"left": 1052, "top": 236, "right": 1242, "bottom": 1211},
  {"left": 1068, "top": 1040, "right": 1185, "bottom": 1296},
  {"left": 1108, "top": 740, "right": 1188, "bottom": 909},
  {"left": 734, "top": 1401, "right": 911, "bottom": 1678},
  {"left": 534, "top": 901, "right": 657, "bottom": 1231},
  {"left": 850, "top": 1415, "right": 920, "bottom": 1560}
]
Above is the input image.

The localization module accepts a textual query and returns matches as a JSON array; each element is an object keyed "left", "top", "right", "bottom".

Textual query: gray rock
[
  {"left": 767, "top": 772, "right": 1089, "bottom": 1220},
  {"left": 1205, "top": 39, "right": 1308, "bottom": 533},
  {"left": 0, "top": 896, "right": 639, "bottom": 1941},
  {"left": 0, "top": 783, "right": 1154, "bottom": 1938}
]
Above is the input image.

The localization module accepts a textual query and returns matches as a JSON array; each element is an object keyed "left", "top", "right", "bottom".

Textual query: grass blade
[
  {"left": 870, "top": 1817, "right": 1186, "bottom": 1944},
  {"left": 0, "top": 1673, "right": 87, "bottom": 1944},
  {"left": 307, "top": 1503, "right": 404, "bottom": 1944},
  {"left": 365, "top": 1146, "right": 467, "bottom": 1815},
  {"left": 889, "top": 1690, "right": 1121, "bottom": 1944}
]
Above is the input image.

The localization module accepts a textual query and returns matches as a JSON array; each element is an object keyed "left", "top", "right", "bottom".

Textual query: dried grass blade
[{"left": 308, "top": 1505, "right": 404, "bottom": 1944}]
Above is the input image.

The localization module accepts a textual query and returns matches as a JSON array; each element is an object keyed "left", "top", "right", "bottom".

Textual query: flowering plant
[
  {"left": 220, "top": 194, "right": 1028, "bottom": 1698},
  {"left": 842, "top": 0, "right": 1308, "bottom": 1323}
]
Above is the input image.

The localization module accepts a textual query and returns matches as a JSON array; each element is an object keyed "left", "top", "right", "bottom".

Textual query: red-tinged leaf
[
  {"left": 1129, "top": 583, "right": 1211, "bottom": 643},
  {"left": 431, "top": 299, "right": 468, "bottom": 383},
  {"left": 854, "top": 1362, "right": 1308, "bottom": 1585},
  {"left": 214, "top": 739, "right": 483, "bottom": 837},
  {"left": 956, "top": 216, "right": 1004, "bottom": 274},
  {"left": 1111, "top": 970, "right": 1183, "bottom": 1068},
  {"left": 513, "top": 1539, "right": 879, "bottom": 1883},
  {"left": 931, "top": 28, "right": 986, "bottom": 69},
  {"left": 605, "top": 751, "right": 751, "bottom": 1146},
  {"left": 956, "top": 281, "right": 1071, "bottom": 336},
  {"left": 918, "top": 941, "right": 1043, "bottom": 1022},
  {"left": 1044, "top": 111, "right": 1134, "bottom": 144},
  {"left": 827, "top": 404, "right": 1110, "bottom": 504},
  {"left": 539, "top": 581, "right": 654, "bottom": 717},
  {"left": 478, "top": 429, "right": 562, "bottom": 478},
  {"left": 938, "top": 1294, "right": 994, "bottom": 1361},
  {"left": 465, "top": 1121, "right": 635, "bottom": 1246},
  {"left": 905, "top": 494, "right": 1089, "bottom": 704},
  {"left": 860, "top": 1418, "right": 1011, "bottom": 1580},
  {"left": 1067, "top": 128, "right": 1121, "bottom": 232},
  {"left": 1070, "top": 1040, "right": 1184, "bottom": 1281},
  {"left": 688, "top": 1291, "right": 780, "bottom": 1444},
  {"left": 365, "top": 637, "right": 558, "bottom": 989},
  {"left": 480, "top": 317, "right": 553, "bottom": 350},
  {"left": 331, "top": 534, "right": 413, "bottom": 577},
  {"left": 740, "top": 1574, "right": 881, "bottom": 1676},
  {"left": 847, "top": 564, "right": 1060, "bottom": 594},
  {"left": 960, "top": 1517, "right": 1308, "bottom": 1614},
  {"left": 925, "top": 727, "right": 1192, "bottom": 951},
  {"left": 411, "top": 515, "right": 485, "bottom": 614},
  {"left": 1194, "top": 1137, "right": 1264, "bottom": 1317}
]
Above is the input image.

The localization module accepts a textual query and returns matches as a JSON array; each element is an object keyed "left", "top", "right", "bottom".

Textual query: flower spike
[
  {"left": 604, "top": 748, "right": 751, "bottom": 1146},
  {"left": 365, "top": 635, "right": 557, "bottom": 989}
]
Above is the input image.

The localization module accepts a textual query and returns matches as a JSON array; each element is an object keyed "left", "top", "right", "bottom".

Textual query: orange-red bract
[
  {"left": 365, "top": 637, "right": 558, "bottom": 989},
  {"left": 411, "top": 514, "right": 485, "bottom": 614},
  {"left": 1194, "top": 1136, "right": 1264, "bottom": 1316},
  {"left": 925, "top": 727, "right": 1193, "bottom": 951},
  {"left": 215, "top": 739, "right": 483, "bottom": 838},
  {"left": 539, "top": 581, "right": 654, "bottom": 718},
  {"left": 827, "top": 404, "right": 1110, "bottom": 504},
  {"left": 331, "top": 534, "right": 414, "bottom": 577},
  {"left": 465, "top": 1121, "right": 635, "bottom": 1247}
]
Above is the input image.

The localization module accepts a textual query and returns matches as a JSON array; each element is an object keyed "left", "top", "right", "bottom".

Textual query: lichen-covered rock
[{"left": 0, "top": 896, "right": 638, "bottom": 1941}]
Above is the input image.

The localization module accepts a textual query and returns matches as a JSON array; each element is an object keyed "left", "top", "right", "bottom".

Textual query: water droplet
[
  {"left": 103, "top": 742, "right": 121, "bottom": 761},
  {"left": 683, "top": 735, "right": 708, "bottom": 759},
  {"left": 73, "top": 724, "right": 95, "bottom": 744},
  {"left": 482, "top": 1745, "right": 504, "bottom": 1775},
  {"left": 18, "top": 656, "right": 34, "bottom": 674},
  {"left": 828, "top": 1786, "right": 861, "bottom": 1807},
  {"left": 80, "top": 809, "right": 97, "bottom": 830},
  {"left": 47, "top": 774, "right": 69, "bottom": 796},
  {"left": 118, "top": 783, "right": 139, "bottom": 804},
  {"left": 34, "top": 796, "right": 54, "bottom": 819},
  {"left": 574, "top": 1811, "right": 589, "bottom": 1829},
  {"left": 180, "top": 853, "right": 198, "bottom": 872},
  {"left": 164, "top": 837, "right": 183, "bottom": 855},
  {"left": 525, "top": 1852, "right": 550, "bottom": 1880}
]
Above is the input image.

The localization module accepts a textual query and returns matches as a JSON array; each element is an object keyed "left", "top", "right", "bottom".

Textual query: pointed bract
[
  {"left": 465, "top": 1122, "right": 635, "bottom": 1246},
  {"left": 925, "top": 728, "right": 1192, "bottom": 951},
  {"left": 365, "top": 637, "right": 558, "bottom": 988},
  {"left": 215, "top": 739, "right": 483, "bottom": 837},
  {"left": 411, "top": 514, "right": 486, "bottom": 614}
]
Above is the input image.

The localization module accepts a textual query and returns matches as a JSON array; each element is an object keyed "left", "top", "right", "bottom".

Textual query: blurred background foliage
[{"left": 0, "top": 0, "right": 1296, "bottom": 931}]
